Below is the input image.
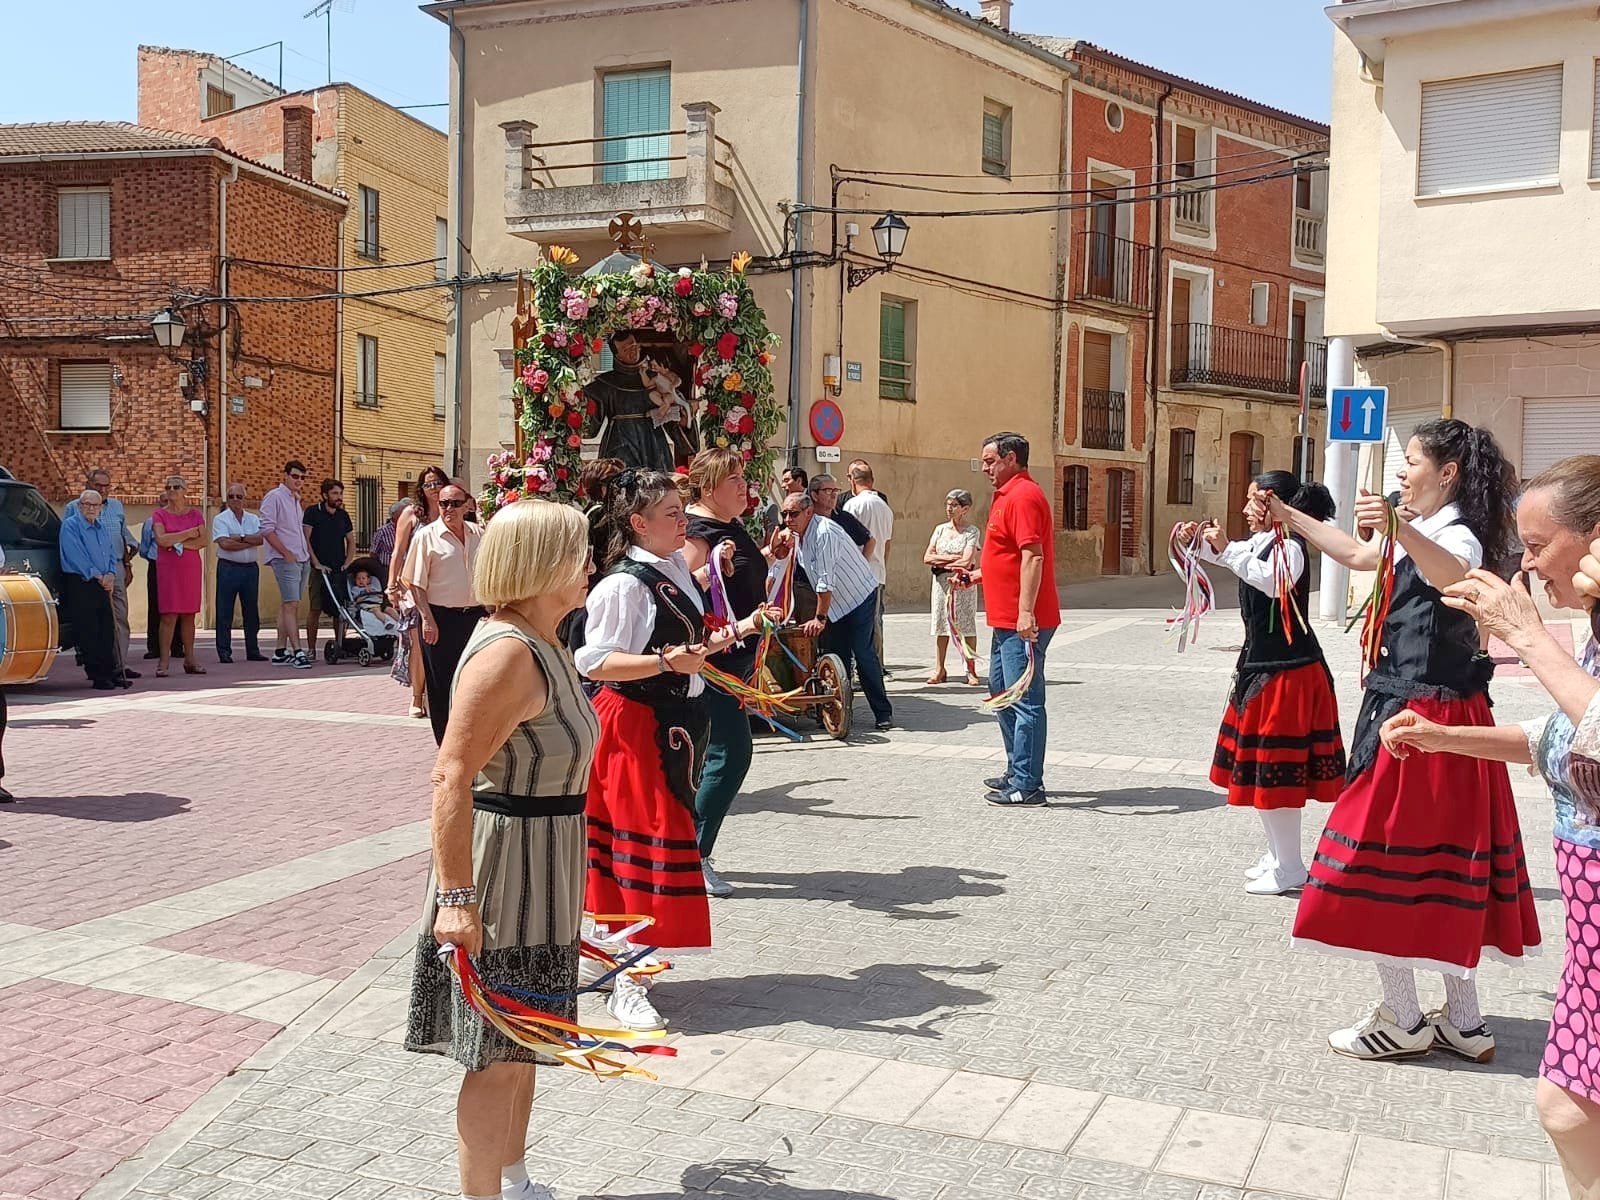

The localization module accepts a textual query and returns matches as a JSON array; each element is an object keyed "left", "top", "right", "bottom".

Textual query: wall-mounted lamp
[{"left": 846, "top": 212, "right": 911, "bottom": 291}]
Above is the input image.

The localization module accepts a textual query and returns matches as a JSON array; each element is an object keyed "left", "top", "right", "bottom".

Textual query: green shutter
[
  {"left": 982, "top": 112, "right": 1005, "bottom": 172},
  {"left": 879, "top": 299, "right": 910, "bottom": 401},
  {"left": 602, "top": 69, "right": 671, "bottom": 184}
]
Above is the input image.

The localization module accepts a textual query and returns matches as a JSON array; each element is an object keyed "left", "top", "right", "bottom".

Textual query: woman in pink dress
[{"left": 152, "top": 475, "right": 208, "bottom": 677}]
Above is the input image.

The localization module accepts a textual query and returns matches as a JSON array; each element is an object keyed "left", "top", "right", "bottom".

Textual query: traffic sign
[
  {"left": 809, "top": 398, "right": 845, "bottom": 446},
  {"left": 1329, "top": 387, "right": 1388, "bottom": 443},
  {"left": 814, "top": 445, "right": 841, "bottom": 463}
]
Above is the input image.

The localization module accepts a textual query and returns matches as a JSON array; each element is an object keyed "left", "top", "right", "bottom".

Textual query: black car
[{"left": 0, "top": 468, "right": 74, "bottom": 649}]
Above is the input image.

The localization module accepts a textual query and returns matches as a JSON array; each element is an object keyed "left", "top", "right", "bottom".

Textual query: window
[
  {"left": 1167, "top": 428, "right": 1196, "bottom": 504},
  {"left": 1250, "top": 282, "right": 1271, "bottom": 327},
  {"left": 879, "top": 297, "right": 915, "bottom": 401},
  {"left": 206, "top": 85, "right": 236, "bottom": 117},
  {"left": 982, "top": 100, "right": 1012, "bottom": 177},
  {"left": 59, "top": 362, "right": 112, "bottom": 430},
  {"left": 1063, "top": 466, "right": 1089, "bottom": 531},
  {"left": 1174, "top": 125, "right": 1198, "bottom": 180},
  {"left": 355, "top": 476, "right": 380, "bottom": 550},
  {"left": 602, "top": 68, "right": 671, "bottom": 184},
  {"left": 433, "top": 352, "right": 447, "bottom": 420},
  {"left": 356, "top": 335, "right": 379, "bottom": 407},
  {"left": 357, "top": 185, "right": 380, "bottom": 258},
  {"left": 435, "top": 217, "right": 449, "bottom": 280},
  {"left": 57, "top": 186, "right": 109, "bottom": 259},
  {"left": 1295, "top": 167, "right": 1314, "bottom": 211},
  {"left": 1081, "top": 330, "right": 1126, "bottom": 451},
  {"left": 1105, "top": 102, "right": 1124, "bottom": 133},
  {"left": 1591, "top": 60, "right": 1600, "bottom": 179},
  {"left": 1419, "top": 65, "right": 1562, "bottom": 196}
]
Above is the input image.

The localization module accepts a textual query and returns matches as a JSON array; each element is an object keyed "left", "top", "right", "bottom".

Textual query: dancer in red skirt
[
  {"left": 1180, "top": 470, "right": 1345, "bottom": 896},
  {"left": 573, "top": 469, "right": 773, "bottom": 1032},
  {"left": 1267, "top": 419, "right": 1538, "bottom": 1063}
]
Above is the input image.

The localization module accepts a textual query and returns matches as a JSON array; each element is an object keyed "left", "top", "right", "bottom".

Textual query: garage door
[
  {"left": 1380, "top": 405, "right": 1439, "bottom": 498},
  {"left": 1521, "top": 397, "right": 1600, "bottom": 482}
]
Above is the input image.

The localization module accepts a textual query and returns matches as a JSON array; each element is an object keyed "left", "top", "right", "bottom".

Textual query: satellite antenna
[{"left": 303, "top": 0, "right": 356, "bottom": 85}]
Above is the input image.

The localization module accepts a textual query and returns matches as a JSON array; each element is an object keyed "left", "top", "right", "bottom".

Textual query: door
[
  {"left": 1088, "top": 188, "right": 1118, "bottom": 299},
  {"left": 1103, "top": 469, "right": 1126, "bottom": 574},
  {"left": 1170, "top": 276, "right": 1192, "bottom": 380},
  {"left": 1289, "top": 299, "right": 1308, "bottom": 393},
  {"left": 1226, "top": 432, "right": 1259, "bottom": 542},
  {"left": 1082, "top": 330, "right": 1114, "bottom": 449}
]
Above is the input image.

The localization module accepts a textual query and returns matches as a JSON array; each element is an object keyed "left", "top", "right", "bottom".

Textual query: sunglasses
[
  {"left": 288, "top": 472, "right": 306, "bottom": 480},
  {"left": 227, "top": 493, "right": 245, "bottom": 500},
  {"left": 780, "top": 511, "right": 803, "bottom": 521},
  {"left": 439, "top": 498, "right": 467, "bottom": 509},
  {"left": 422, "top": 479, "right": 443, "bottom": 490}
]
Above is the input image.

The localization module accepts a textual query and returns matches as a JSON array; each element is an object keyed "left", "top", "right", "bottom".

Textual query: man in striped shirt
[{"left": 781, "top": 492, "right": 892, "bottom": 731}]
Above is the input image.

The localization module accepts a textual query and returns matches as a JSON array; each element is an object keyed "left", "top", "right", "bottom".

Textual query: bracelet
[
  {"left": 435, "top": 886, "right": 477, "bottom": 908},
  {"left": 657, "top": 649, "right": 672, "bottom": 674}
]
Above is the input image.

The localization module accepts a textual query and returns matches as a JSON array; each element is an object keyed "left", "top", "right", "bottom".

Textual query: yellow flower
[
  {"left": 716, "top": 436, "right": 730, "bottom": 448},
  {"left": 730, "top": 251, "right": 752, "bottom": 275},
  {"left": 547, "top": 245, "right": 579, "bottom": 267},
  {"left": 722, "top": 371, "right": 743, "bottom": 392}
]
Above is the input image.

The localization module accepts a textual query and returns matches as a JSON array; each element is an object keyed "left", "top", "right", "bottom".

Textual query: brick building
[
  {"left": 138, "top": 46, "right": 450, "bottom": 548},
  {"left": 0, "top": 121, "right": 345, "bottom": 627},
  {"left": 1038, "top": 41, "right": 1330, "bottom": 577}
]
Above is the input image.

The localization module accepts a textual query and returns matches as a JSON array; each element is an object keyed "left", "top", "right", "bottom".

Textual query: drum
[{"left": 0, "top": 573, "right": 60, "bottom": 685}]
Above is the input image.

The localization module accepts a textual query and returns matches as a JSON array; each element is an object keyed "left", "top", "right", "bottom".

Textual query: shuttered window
[
  {"left": 982, "top": 101, "right": 1011, "bottom": 177},
  {"left": 57, "top": 187, "right": 109, "bottom": 259},
  {"left": 1168, "top": 428, "right": 1196, "bottom": 504},
  {"left": 357, "top": 186, "right": 380, "bottom": 258},
  {"left": 1174, "top": 126, "right": 1198, "bottom": 179},
  {"left": 1591, "top": 60, "right": 1600, "bottom": 179},
  {"left": 433, "top": 352, "right": 447, "bottom": 419},
  {"left": 59, "top": 362, "right": 112, "bottom": 430},
  {"left": 1522, "top": 398, "right": 1600, "bottom": 480},
  {"left": 880, "top": 298, "right": 914, "bottom": 401},
  {"left": 206, "top": 85, "right": 236, "bottom": 117},
  {"left": 602, "top": 68, "right": 671, "bottom": 184},
  {"left": 357, "top": 335, "right": 378, "bottom": 407},
  {"left": 1381, "top": 405, "right": 1439, "bottom": 497},
  {"left": 435, "top": 217, "right": 449, "bottom": 280},
  {"left": 1418, "top": 66, "right": 1563, "bottom": 196},
  {"left": 1063, "top": 466, "right": 1089, "bottom": 531},
  {"left": 1083, "top": 331, "right": 1112, "bottom": 391}
]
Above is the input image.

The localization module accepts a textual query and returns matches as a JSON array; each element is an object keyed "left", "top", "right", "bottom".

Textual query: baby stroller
[{"left": 320, "top": 557, "right": 399, "bottom": 667}]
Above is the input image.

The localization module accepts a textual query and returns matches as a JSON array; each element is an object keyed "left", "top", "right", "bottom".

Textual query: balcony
[
  {"left": 1082, "top": 389, "right": 1127, "bottom": 451},
  {"left": 1073, "top": 231, "right": 1151, "bottom": 310},
  {"left": 500, "top": 101, "right": 736, "bottom": 242},
  {"left": 1173, "top": 182, "right": 1210, "bottom": 235},
  {"left": 1293, "top": 208, "right": 1325, "bottom": 264},
  {"left": 1169, "top": 323, "right": 1327, "bottom": 399}
]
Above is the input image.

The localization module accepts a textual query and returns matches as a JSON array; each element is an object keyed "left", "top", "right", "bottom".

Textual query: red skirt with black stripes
[
  {"left": 1211, "top": 662, "right": 1346, "bottom": 809},
  {"left": 1292, "top": 693, "right": 1541, "bottom": 972},
  {"left": 584, "top": 688, "right": 711, "bottom": 950}
]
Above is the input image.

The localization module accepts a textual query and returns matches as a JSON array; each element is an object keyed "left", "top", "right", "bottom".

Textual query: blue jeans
[
  {"left": 989, "top": 626, "right": 1054, "bottom": 793},
  {"left": 695, "top": 683, "right": 754, "bottom": 856},
  {"left": 215, "top": 560, "right": 261, "bottom": 660},
  {"left": 821, "top": 595, "right": 892, "bottom": 724}
]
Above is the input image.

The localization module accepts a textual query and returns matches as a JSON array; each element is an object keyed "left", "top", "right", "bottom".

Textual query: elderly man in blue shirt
[
  {"left": 59, "top": 489, "right": 128, "bottom": 691},
  {"left": 65, "top": 467, "right": 138, "bottom": 681}
]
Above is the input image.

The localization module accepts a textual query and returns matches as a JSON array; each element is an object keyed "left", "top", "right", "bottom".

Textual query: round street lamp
[
  {"left": 150, "top": 307, "right": 187, "bottom": 349},
  {"left": 871, "top": 211, "right": 910, "bottom": 262}
]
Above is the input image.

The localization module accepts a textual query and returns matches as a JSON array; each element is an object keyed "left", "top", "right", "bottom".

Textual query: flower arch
[{"left": 481, "top": 246, "right": 782, "bottom": 515}]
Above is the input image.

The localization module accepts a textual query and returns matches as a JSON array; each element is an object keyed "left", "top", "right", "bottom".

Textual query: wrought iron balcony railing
[
  {"left": 1169, "top": 323, "right": 1327, "bottom": 398},
  {"left": 1074, "top": 231, "right": 1152, "bottom": 310},
  {"left": 1082, "top": 388, "right": 1127, "bottom": 451}
]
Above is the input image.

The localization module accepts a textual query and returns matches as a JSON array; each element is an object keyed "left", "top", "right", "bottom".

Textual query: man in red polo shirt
[{"left": 963, "top": 431, "right": 1061, "bottom": 806}]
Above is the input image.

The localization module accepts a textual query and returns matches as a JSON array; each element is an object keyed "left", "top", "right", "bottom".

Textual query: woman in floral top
[{"left": 1382, "top": 455, "right": 1600, "bottom": 1199}]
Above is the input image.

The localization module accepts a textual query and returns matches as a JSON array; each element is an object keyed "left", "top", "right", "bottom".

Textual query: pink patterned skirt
[{"left": 1545, "top": 837, "right": 1600, "bottom": 1105}]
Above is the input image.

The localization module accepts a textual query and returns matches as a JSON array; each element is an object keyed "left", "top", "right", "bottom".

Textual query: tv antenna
[{"left": 303, "top": 0, "right": 356, "bottom": 86}]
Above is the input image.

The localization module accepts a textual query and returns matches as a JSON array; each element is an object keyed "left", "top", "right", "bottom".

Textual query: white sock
[
  {"left": 1443, "top": 974, "right": 1484, "bottom": 1031},
  {"left": 1376, "top": 963, "right": 1422, "bottom": 1029},
  {"left": 1260, "top": 808, "right": 1306, "bottom": 877},
  {"left": 1254, "top": 813, "right": 1278, "bottom": 869},
  {"left": 464, "top": 1193, "right": 501, "bottom": 1200},
  {"left": 502, "top": 1162, "right": 529, "bottom": 1187}
]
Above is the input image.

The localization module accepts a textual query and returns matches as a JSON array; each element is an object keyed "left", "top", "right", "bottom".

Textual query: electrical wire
[
  {"left": 225, "top": 254, "right": 446, "bottom": 274},
  {"left": 831, "top": 139, "right": 1330, "bottom": 182}
]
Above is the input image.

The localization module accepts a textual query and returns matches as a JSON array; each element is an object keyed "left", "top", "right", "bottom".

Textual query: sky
[{"left": 0, "top": 0, "right": 1333, "bottom": 131}]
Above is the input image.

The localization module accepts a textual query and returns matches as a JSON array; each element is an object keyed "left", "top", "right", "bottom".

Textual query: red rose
[
  {"left": 541, "top": 334, "right": 554, "bottom": 347},
  {"left": 742, "top": 449, "right": 753, "bottom": 461},
  {"left": 738, "top": 414, "right": 755, "bottom": 435},
  {"left": 740, "top": 391, "right": 754, "bottom": 405},
  {"left": 717, "top": 332, "right": 739, "bottom": 361},
  {"left": 566, "top": 411, "right": 583, "bottom": 428},
  {"left": 592, "top": 336, "right": 603, "bottom": 354},
  {"left": 586, "top": 399, "right": 598, "bottom": 417},
  {"left": 674, "top": 277, "right": 693, "bottom": 297},
  {"left": 567, "top": 434, "right": 582, "bottom": 448},
  {"left": 689, "top": 342, "right": 705, "bottom": 357},
  {"left": 758, "top": 351, "right": 772, "bottom": 366},
  {"left": 556, "top": 467, "right": 569, "bottom": 480},
  {"left": 706, "top": 403, "right": 719, "bottom": 417},
  {"left": 569, "top": 340, "right": 586, "bottom": 359}
]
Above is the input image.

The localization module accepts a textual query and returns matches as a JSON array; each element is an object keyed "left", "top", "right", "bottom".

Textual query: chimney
[
  {"left": 980, "top": 0, "right": 1011, "bottom": 31},
  {"left": 282, "top": 105, "right": 314, "bottom": 180}
]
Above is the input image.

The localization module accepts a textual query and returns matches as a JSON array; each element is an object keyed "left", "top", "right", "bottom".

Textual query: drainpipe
[
  {"left": 445, "top": 10, "right": 468, "bottom": 478},
  {"left": 1143, "top": 86, "right": 1174, "bottom": 576},
  {"left": 217, "top": 162, "right": 237, "bottom": 510},
  {"left": 785, "top": 0, "right": 811, "bottom": 465},
  {"left": 333, "top": 207, "right": 346, "bottom": 481}
]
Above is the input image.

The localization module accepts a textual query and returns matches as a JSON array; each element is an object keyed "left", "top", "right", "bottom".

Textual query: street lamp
[
  {"left": 150, "top": 308, "right": 187, "bottom": 349},
  {"left": 846, "top": 211, "right": 911, "bottom": 291}
]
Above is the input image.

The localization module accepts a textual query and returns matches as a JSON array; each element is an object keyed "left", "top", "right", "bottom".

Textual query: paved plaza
[{"left": 0, "top": 601, "right": 1584, "bottom": 1200}]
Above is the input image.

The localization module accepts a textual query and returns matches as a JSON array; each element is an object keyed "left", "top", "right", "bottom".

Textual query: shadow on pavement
[
  {"left": 1398, "top": 1013, "right": 1549, "bottom": 1080},
  {"left": 736, "top": 778, "right": 914, "bottom": 823},
  {"left": 6, "top": 792, "right": 191, "bottom": 822},
  {"left": 667, "top": 962, "right": 998, "bottom": 1038},
  {"left": 582, "top": 1158, "right": 895, "bottom": 1200},
  {"left": 8, "top": 717, "right": 96, "bottom": 729},
  {"left": 1053, "top": 785, "right": 1225, "bottom": 814},
  {"left": 726, "top": 864, "right": 1006, "bottom": 920}
]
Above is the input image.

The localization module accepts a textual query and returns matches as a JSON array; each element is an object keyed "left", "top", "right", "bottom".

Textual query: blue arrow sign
[{"left": 1328, "top": 387, "right": 1388, "bottom": 443}]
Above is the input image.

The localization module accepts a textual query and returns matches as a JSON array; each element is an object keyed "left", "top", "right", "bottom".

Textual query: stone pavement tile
[
  {"left": 1341, "top": 1134, "right": 1449, "bottom": 1200},
  {"left": 834, "top": 1059, "right": 953, "bottom": 1125},
  {"left": 689, "top": 1039, "right": 813, "bottom": 1100},
  {"left": 1244, "top": 1122, "right": 1354, "bottom": 1199},
  {"left": 320, "top": 984, "right": 408, "bottom": 1040},
  {"left": 643, "top": 1034, "right": 754, "bottom": 1090},
  {"left": 1444, "top": 1149, "right": 1545, "bottom": 1200},
  {"left": 238, "top": 978, "right": 339, "bottom": 1025},
  {"left": 755, "top": 1048, "right": 878, "bottom": 1112},
  {"left": 986, "top": 1082, "right": 1102, "bottom": 1152},
  {"left": 1156, "top": 1111, "right": 1266, "bottom": 1187},
  {"left": 1069, "top": 1096, "right": 1185, "bottom": 1169},
  {"left": 907, "top": 1071, "right": 1025, "bottom": 1138}
]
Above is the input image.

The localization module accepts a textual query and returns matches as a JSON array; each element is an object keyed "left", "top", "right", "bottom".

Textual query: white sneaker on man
[
  {"left": 606, "top": 973, "right": 665, "bottom": 1032},
  {"left": 1428, "top": 1005, "right": 1496, "bottom": 1063},
  {"left": 1328, "top": 1004, "right": 1435, "bottom": 1061},
  {"left": 703, "top": 860, "right": 734, "bottom": 898}
]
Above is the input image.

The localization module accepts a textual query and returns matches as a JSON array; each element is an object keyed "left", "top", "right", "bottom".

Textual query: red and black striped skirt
[
  {"left": 585, "top": 688, "right": 711, "bottom": 950},
  {"left": 1292, "top": 693, "right": 1541, "bottom": 972},
  {"left": 1211, "top": 662, "right": 1346, "bottom": 810}
]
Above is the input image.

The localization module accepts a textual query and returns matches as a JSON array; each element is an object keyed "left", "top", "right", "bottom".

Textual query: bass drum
[{"left": 0, "top": 573, "right": 60, "bottom": 685}]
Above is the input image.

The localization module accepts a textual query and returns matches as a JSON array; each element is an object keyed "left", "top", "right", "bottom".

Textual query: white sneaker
[
  {"left": 1244, "top": 851, "right": 1276, "bottom": 880},
  {"left": 1428, "top": 1006, "right": 1496, "bottom": 1063},
  {"left": 581, "top": 930, "right": 665, "bottom": 991},
  {"left": 703, "top": 859, "right": 734, "bottom": 898},
  {"left": 504, "top": 1181, "right": 558, "bottom": 1200},
  {"left": 1328, "top": 1004, "right": 1434, "bottom": 1061},
  {"left": 606, "top": 973, "right": 665, "bottom": 1032},
  {"left": 1244, "top": 867, "right": 1308, "bottom": 895}
]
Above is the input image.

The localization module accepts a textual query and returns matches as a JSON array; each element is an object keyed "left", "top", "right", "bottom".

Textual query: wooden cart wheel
[{"left": 814, "top": 653, "right": 852, "bottom": 740}]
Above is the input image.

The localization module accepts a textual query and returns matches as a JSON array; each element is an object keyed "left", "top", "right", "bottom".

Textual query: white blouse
[
  {"left": 575, "top": 545, "right": 707, "bottom": 697},
  {"left": 1398, "top": 502, "right": 1482, "bottom": 586},
  {"left": 1198, "top": 530, "right": 1304, "bottom": 598}
]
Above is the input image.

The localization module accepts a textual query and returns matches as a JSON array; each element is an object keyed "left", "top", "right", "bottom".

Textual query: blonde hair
[
  {"left": 687, "top": 447, "right": 744, "bottom": 502},
  {"left": 473, "top": 499, "right": 588, "bottom": 606}
]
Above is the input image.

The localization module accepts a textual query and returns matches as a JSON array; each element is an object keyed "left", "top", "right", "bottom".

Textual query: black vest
[
  {"left": 604, "top": 558, "right": 708, "bottom": 707},
  {"left": 1237, "top": 535, "right": 1323, "bottom": 673},
  {"left": 1366, "top": 528, "right": 1493, "bottom": 700}
]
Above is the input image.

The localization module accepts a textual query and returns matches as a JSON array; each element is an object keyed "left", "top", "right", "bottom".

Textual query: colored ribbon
[
  {"left": 1345, "top": 503, "right": 1399, "bottom": 677},
  {"left": 1268, "top": 523, "right": 1308, "bottom": 644},
  {"left": 981, "top": 639, "right": 1035, "bottom": 712},
  {"left": 945, "top": 583, "right": 980, "bottom": 676},
  {"left": 1165, "top": 524, "right": 1216, "bottom": 653},
  {"left": 704, "top": 540, "right": 735, "bottom": 631}
]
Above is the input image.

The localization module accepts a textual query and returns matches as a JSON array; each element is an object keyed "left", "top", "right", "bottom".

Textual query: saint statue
[{"left": 583, "top": 332, "right": 675, "bottom": 472}]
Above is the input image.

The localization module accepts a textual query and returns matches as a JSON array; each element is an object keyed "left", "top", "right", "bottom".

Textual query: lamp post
[
  {"left": 150, "top": 308, "right": 187, "bottom": 349},
  {"left": 846, "top": 212, "right": 910, "bottom": 291}
]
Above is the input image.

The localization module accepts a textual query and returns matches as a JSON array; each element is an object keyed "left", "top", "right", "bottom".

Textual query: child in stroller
[{"left": 321, "top": 556, "right": 399, "bottom": 666}]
